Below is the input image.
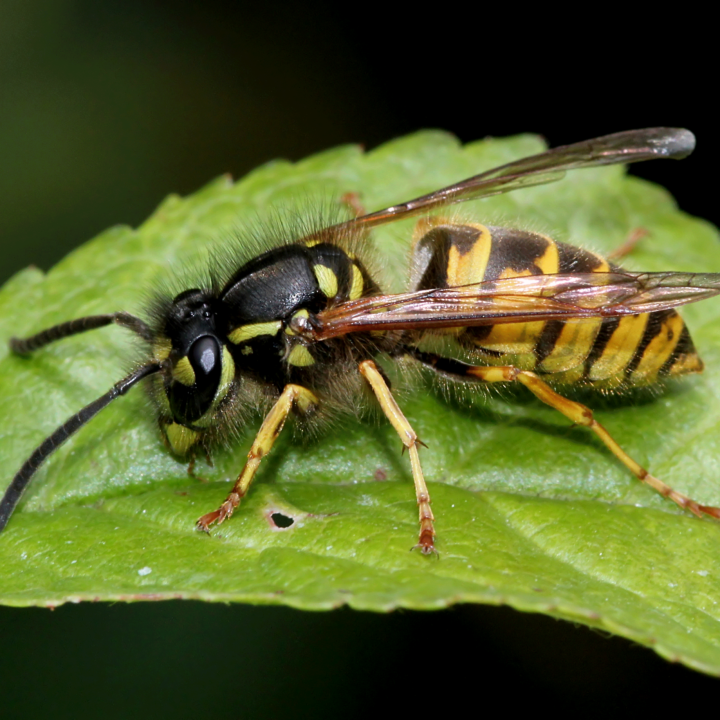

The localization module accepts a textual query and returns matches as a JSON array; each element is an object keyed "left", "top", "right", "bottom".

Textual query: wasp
[{"left": 2, "top": 127, "right": 720, "bottom": 555}]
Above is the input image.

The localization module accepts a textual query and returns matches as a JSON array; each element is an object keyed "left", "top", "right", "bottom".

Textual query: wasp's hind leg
[
  {"left": 196, "top": 384, "right": 318, "bottom": 532},
  {"left": 409, "top": 349, "right": 720, "bottom": 520},
  {"left": 359, "top": 359, "right": 437, "bottom": 555},
  {"left": 607, "top": 227, "right": 649, "bottom": 260}
]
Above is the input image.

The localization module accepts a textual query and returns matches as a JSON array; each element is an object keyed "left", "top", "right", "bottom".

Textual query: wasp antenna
[
  {"left": 0, "top": 362, "right": 162, "bottom": 533},
  {"left": 10, "top": 312, "right": 153, "bottom": 355}
]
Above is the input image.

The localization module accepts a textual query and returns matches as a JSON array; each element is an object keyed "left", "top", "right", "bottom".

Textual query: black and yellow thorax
[{"left": 220, "top": 241, "right": 379, "bottom": 383}]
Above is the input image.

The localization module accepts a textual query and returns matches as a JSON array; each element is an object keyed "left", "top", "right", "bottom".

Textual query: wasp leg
[
  {"left": 358, "top": 359, "right": 437, "bottom": 555},
  {"left": 186, "top": 444, "right": 214, "bottom": 483},
  {"left": 608, "top": 227, "right": 649, "bottom": 260},
  {"left": 186, "top": 454, "right": 206, "bottom": 483},
  {"left": 409, "top": 348, "right": 720, "bottom": 520},
  {"left": 196, "top": 384, "right": 318, "bottom": 532},
  {"left": 340, "top": 191, "right": 366, "bottom": 218}
]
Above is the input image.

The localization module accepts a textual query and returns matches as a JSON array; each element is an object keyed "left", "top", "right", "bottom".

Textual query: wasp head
[{"left": 152, "top": 289, "right": 236, "bottom": 455}]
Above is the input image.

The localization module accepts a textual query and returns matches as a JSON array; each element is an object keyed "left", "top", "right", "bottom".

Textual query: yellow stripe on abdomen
[
  {"left": 445, "top": 223, "right": 493, "bottom": 287},
  {"left": 465, "top": 230, "right": 559, "bottom": 367},
  {"left": 537, "top": 318, "right": 604, "bottom": 374},
  {"left": 587, "top": 314, "right": 649, "bottom": 382},
  {"left": 629, "top": 311, "right": 685, "bottom": 385}
]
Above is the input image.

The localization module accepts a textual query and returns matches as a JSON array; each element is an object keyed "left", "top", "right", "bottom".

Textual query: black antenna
[
  {"left": 0, "top": 362, "right": 162, "bottom": 533},
  {"left": 10, "top": 312, "right": 153, "bottom": 354}
]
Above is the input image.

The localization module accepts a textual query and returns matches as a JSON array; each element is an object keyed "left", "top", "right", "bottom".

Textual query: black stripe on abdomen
[
  {"left": 624, "top": 310, "right": 674, "bottom": 377},
  {"left": 583, "top": 317, "right": 621, "bottom": 376}
]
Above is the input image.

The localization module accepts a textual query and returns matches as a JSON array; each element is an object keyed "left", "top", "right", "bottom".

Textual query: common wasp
[{"left": 2, "top": 127, "right": 720, "bottom": 555}]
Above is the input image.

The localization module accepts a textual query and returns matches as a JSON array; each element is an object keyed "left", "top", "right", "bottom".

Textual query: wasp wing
[
  {"left": 319, "top": 128, "right": 694, "bottom": 235},
  {"left": 312, "top": 271, "right": 720, "bottom": 340}
]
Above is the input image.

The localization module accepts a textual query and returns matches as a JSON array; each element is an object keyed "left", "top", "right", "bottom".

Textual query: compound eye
[
  {"left": 189, "top": 335, "right": 220, "bottom": 379},
  {"left": 168, "top": 335, "right": 223, "bottom": 425}
]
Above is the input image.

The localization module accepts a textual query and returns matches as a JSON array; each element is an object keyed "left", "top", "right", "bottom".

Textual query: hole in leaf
[{"left": 270, "top": 512, "right": 294, "bottom": 529}]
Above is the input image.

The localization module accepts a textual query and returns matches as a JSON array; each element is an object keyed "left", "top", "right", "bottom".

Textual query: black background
[{"left": 0, "top": 2, "right": 718, "bottom": 717}]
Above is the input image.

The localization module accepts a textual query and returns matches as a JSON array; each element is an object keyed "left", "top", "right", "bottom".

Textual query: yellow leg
[
  {"left": 359, "top": 359, "right": 437, "bottom": 554},
  {"left": 466, "top": 365, "right": 720, "bottom": 519},
  {"left": 196, "top": 384, "right": 318, "bottom": 532}
]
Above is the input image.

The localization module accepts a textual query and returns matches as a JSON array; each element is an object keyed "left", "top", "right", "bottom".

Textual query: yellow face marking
[
  {"left": 285, "top": 309, "right": 309, "bottom": 336},
  {"left": 349, "top": 263, "right": 364, "bottom": 300},
  {"left": 153, "top": 336, "right": 172, "bottom": 363},
  {"left": 631, "top": 312, "right": 686, "bottom": 384},
  {"left": 587, "top": 314, "right": 649, "bottom": 381},
  {"left": 164, "top": 423, "right": 200, "bottom": 456},
  {"left": 313, "top": 264, "right": 338, "bottom": 298},
  {"left": 241, "top": 346, "right": 253, "bottom": 355},
  {"left": 287, "top": 344, "right": 314, "bottom": 367},
  {"left": 445, "top": 223, "right": 493, "bottom": 287},
  {"left": 214, "top": 346, "right": 235, "bottom": 406},
  {"left": 173, "top": 356, "right": 196, "bottom": 386},
  {"left": 228, "top": 321, "right": 281, "bottom": 344}
]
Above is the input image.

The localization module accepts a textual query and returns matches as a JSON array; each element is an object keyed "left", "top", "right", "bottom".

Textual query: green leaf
[{"left": 2, "top": 131, "right": 720, "bottom": 675}]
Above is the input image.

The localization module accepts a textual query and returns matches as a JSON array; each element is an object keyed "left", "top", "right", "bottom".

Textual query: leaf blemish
[{"left": 267, "top": 511, "right": 295, "bottom": 530}]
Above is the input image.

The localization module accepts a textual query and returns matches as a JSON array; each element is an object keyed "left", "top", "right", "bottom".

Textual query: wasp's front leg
[{"left": 196, "top": 384, "right": 318, "bottom": 531}]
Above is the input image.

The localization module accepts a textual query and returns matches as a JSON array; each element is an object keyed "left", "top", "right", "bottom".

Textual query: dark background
[{"left": 0, "top": 2, "right": 717, "bottom": 717}]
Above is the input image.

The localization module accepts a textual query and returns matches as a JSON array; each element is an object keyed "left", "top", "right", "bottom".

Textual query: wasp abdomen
[{"left": 412, "top": 221, "right": 703, "bottom": 388}]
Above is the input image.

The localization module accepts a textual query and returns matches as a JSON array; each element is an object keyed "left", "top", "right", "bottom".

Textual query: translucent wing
[
  {"left": 311, "top": 272, "right": 720, "bottom": 340},
  {"left": 321, "top": 128, "right": 695, "bottom": 234}
]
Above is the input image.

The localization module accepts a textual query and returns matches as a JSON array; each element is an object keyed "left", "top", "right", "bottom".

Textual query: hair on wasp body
[
  {"left": 143, "top": 204, "right": 386, "bottom": 450},
  {"left": 3, "top": 127, "right": 720, "bottom": 555}
]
